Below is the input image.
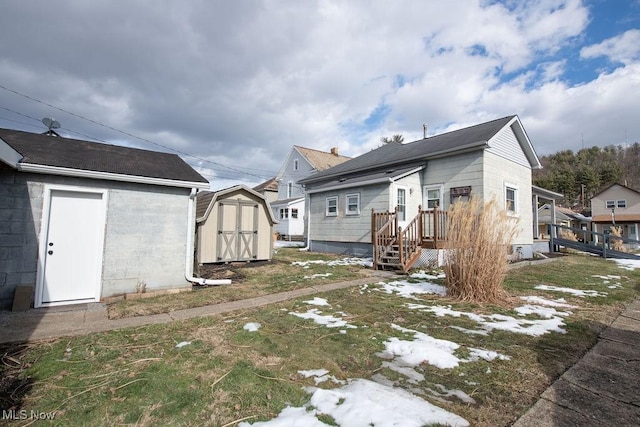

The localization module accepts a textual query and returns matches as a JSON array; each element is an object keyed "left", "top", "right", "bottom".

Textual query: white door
[{"left": 39, "top": 190, "right": 105, "bottom": 306}]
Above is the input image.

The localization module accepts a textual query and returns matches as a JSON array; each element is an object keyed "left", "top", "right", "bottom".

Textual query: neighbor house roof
[
  {"left": 196, "top": 184, "right": 278, "bottom": 224},
  {"left": 592, "top": 214, "right": 640, "bottom": 223},
  {"left": 299, "top": 115, "right": 540, "bottom": 186},
  {"left": 253, "top": 177, "right": 278, "bottom": 192},
  {"left": 591, "top": 183, "right": 640, "bottom": 198},
  {"left": 294, "top": 146, "right": 351, "bottom": 171},
  {"left": 0, "top": 128, "right": 208, "bottom": 189}
]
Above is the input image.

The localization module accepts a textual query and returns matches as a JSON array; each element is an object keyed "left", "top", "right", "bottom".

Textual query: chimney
[
  {"left": 330, "top": 147, "right": 339, "bottom": 156},
  {"left": 423, "top": 124, "right": 428, "bottom": 139}
]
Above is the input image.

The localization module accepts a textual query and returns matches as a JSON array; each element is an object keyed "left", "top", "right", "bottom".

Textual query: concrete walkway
[
  {"left": 514, "top": 298, "right": 640, "bottom": 426},
  {"left": 0, "top": 271, "right": 397, "bottom": 344}
]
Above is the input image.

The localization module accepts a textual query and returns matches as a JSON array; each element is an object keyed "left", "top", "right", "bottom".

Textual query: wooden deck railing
[
  {"left": 396, "top": 207, "right": 423, "bottom": 271},
  {"left": 420, "top": 206, "right": 447, "bottom": 247},
  {"left": 372, "top": 208, "right": 398, "bottom": 268}
]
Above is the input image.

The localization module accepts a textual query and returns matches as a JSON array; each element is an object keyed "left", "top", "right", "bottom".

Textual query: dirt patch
[
  {"left": 197, "top": 259, "right": 285, "bottom": 282},
  {"left": 0, "top": 343, "right": 33, "bottom": 412}
]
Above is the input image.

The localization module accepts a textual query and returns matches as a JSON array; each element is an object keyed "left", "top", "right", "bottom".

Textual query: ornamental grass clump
[
  {"left": 610, "top": 226, "right": 626, "bottom": 252},
  {"left": 443, "top": 197, "right": 519, "bottom": 303}
]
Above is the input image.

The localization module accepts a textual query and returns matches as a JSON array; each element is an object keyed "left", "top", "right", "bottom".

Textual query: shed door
[
  {"left": 39, "top": 190, "right": 105, "bottom": 306},
  {"left": 217, "top": 201, "right": 258, "bottom": 262}
]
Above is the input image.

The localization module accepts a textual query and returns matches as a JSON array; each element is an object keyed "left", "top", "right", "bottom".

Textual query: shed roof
[
  {"left": 0, "top": 128, "right": 208, "bottom": 188},
  {"left": 196, "top": 184, "right": 278, "bottom": 224}
]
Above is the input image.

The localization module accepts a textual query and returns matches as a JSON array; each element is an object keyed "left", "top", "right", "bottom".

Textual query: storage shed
[
  {"left": 0, "top": 127, "right": 210, "bottom": 309},
  {"left": 196, "top": 185, "right": 277, "bottom": 263}
]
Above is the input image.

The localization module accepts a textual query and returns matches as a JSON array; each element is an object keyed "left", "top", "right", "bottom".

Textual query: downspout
[
  {"left": 300, "top": 189, "right": 310, "bottom": 251},
  {"left": 186, "top": 188, "right": 231, "bottom": 285}
]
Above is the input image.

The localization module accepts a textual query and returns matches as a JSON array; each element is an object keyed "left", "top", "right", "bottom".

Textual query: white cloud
[{"left": 581, "top": 29, "right": 640, "bottom": 65}]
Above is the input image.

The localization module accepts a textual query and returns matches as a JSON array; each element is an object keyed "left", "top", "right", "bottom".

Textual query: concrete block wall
[
  {"left": 0, "top": 170, "right": 193, "bottom": 308},
  {"left": 0, "top": 170, "right": 41, "bottom": 309}
]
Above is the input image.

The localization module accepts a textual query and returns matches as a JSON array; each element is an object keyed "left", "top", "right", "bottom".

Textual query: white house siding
[
  {"left": 272, "top": 199, "right": 305, "bottom": 237},
  {"left": 592, "top": 186, "right": 640, "bottom": 218},
  {"left": 276, "top": 150, "right": 315, "bottom": 200},
  {"left": 486, "top": 123, "right": 530, "bottom": 168},
  {"left": 422, "top": 151, "right": 484, "bottom": 210},
  {"left": 308, "top": 183, "right": 390, "bottom": 255},
  {"left": 483, "top": 151, "right": 534, "bottom": 255},
  {"left": 0, "top": 171, "right": 191, "bottom": 308}
]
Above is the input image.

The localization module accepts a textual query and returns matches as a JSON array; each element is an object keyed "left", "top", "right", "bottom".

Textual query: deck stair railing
[{"left": 372, "top": 205, "right": 446, "bottom": 272}]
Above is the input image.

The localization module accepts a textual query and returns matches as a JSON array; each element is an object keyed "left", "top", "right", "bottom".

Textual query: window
[
  {"left": 505, "top": 185, "right": 517, "bottom": 213},
  {"left": 326, "top": 196, "right": 338, "bottom": 216},
  {"left": 293, "top": 159, "right": 299, "bottom": 171},
  {"left": 280, "top": 208, "right": 289, "bottom": 219},
  {"left": 617, "top": 200, "right": 626, "bottom": 208},
  {"left": 287, "top": 182, "right": 293, "bottom": 198},
  {"left": 397, "top": 188, "right": 406, "bottom": 221},
  {"left": 346, "top": 193, "right": 360, "bottom": 215},
  {"left": 291, "top": 208, "right": 298, "bottom": 219},
  {"left": 606, "top": 200, "right": 615, "bottom": 209},
  {"left": 426, "top": 188, "right": 441, "bottom": 209}
]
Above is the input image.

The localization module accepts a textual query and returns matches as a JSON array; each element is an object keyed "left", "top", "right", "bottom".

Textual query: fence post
[
  {"left": 603, "top": 233, "right": 608, "bottom": 259},
  {"left": 397, "top": 226, "right": 404, "bottom": 267},
  {"left": 417, "top": 205, "right": 423, "bottom": 243},
  {"left": 371, "top": 208, "right": 375, "bottom": 245},
  {"left": 433, "top": 205, "right": 439, "bottom": 247}
]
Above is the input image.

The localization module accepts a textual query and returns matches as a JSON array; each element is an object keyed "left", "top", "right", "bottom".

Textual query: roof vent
[
  {"left": 42, "top": 117, "right": 61, "bottom": 136},
  {"left": 339, "top": 177, "right": 347, "bottom": 182}
]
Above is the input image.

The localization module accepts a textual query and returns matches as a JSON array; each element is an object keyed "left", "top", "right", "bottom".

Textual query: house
[
  {"left": 298, "top": 115, "right": 545, "bottom": 268},
  {"left": 537, "top": 204, "right": 591, "bottom": 240},
  {"left": 591, "top": 183, "right": 640, "bottom": 242},
  {"left": 0, "top": 127, "right": 213, "bottom": 309},
  {"left": 270, "top": 146, "right": 350, "bottom": 240},
  {"left": 195, "top": 185, "right": 277, "bottom": 263},
  {"left": 252, "top": 177, "right": 278, "bottom": 205}
]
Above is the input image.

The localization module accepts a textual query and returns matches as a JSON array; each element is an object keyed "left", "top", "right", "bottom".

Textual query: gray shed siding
[{"left": 0, "top": 170, "right": 190, "bottom": 308}]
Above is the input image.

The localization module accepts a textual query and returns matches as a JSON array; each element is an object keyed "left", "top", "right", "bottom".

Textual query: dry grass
[
  {"left": 442, "top": 197, "right": 518, "bottom": 303},
  {"left": 610, "top": 226, "right": 626, "bottom": 252},
  {"left": 558, "top": 228, "right": 578, "bottom": 241}
]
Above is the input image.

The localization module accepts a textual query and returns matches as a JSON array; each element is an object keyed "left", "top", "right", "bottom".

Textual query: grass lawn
[
  {"left": 2, "top": 254, "right": 639, "bottom": 426},
  {"left": 107, "top": 248, "right": 372, "bottom": 319}
]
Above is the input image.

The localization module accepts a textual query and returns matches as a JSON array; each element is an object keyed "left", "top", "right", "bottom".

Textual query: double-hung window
[
  {"left": 397, "top": 188, "right": 406, "bottom": 221},
  {"left": 617, "top": 200, "right": 626, "bottom": 208},
  {"left": 326, "top": 196, "right": 338, "bottom": 216},
  {"left": 505, "top": 184, "right": 518, "bottom": 213},
  {"left": 606, "top": 200, "right": 615, "bottom": 209},
  {"left": 291, "top": 208, "right": 298, "bottom": 219},
  {"left": 346, "top": 193, "right": 360, "bottom": 215},
  {"left": 279, "top": 208, "right": 289, "bottom": 219}
]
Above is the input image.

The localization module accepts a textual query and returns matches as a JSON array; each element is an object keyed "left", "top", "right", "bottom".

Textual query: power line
[{"left": 0, "top": 84, "right": 278, "bottom": 179}]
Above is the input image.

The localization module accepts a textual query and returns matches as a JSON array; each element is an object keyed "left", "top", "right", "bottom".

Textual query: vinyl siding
[
  {"left": 591, "top": 185, "right": 640, "bottom": 217},
  {"left": 422, "top": 151, "right": 484, "bottom": 210},
  {"left": 483, "top": 151, "right": 533, "bottom": 244},
  {"left": 487, "top": 123, "right": 530, "bottom": 168},
  {"left": 309, "top": 183, "right": 390, "bottom": 243}
]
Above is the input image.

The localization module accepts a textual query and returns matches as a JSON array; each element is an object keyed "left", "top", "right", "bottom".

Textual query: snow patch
[
  {"left": 289, "top": 308, "right": 357, "bottom": 329},
  {"left": 534, "top": 284, "right": 607, "bottom": 297},
  {"left": 243, "top": 322, "right": 261, "bottom": 332}
]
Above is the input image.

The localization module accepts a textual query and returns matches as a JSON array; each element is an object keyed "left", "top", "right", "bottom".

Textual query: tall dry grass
[
  {"left": 610, "top": 226, "right": 626, "bottom": 252},
  {"left": 443, "top": 197, "right": 519, "bottom": 303}
]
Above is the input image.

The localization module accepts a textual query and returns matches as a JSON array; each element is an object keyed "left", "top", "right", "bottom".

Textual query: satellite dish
[{"left": 42, "top": 117, "right": 61, "bottom": 130}]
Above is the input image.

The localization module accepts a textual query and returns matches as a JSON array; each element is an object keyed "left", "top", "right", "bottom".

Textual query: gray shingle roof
[
  {"left": 299, "top": 115, "right": 516, "bottom": 185},
  {"left": 0, "top": 128, "right": 208, "bottom": 184}
]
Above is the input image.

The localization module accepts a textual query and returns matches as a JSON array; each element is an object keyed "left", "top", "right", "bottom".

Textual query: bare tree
[{"left": 380, "top": 134, "right": 404, "bottom": 144}]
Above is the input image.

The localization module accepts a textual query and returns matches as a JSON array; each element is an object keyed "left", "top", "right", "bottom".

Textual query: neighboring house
[
  {"left": 195, "top": 185, "right": 277, "bottom": 263},
  {"left": 591, "top": 183, "right": 640, "bottom": 242},
  {"left": 253, "top": 177, "right": 278, "bottom": 205},
  {"left": 298, "top": 115, "right": 544, "bottom": 267},
  {"left": 0, "top": 128, "right": 210, "bottom": 309},
  {"left": 537, "top": 204, "right": 591, "bottom": 241},
  {"left": 271, "top": 146, "right": 350, "bottom": 239}
]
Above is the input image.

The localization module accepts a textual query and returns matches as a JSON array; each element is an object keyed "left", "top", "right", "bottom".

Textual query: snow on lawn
[
  {"left": 407, "top": 304, "right": 568, "bottom": 336},
  {"left": 591, "top": 274, "right": 624, "bottom": 289},
  {"left": 534, "top": 284, "right": 607, "bottom": 297},
  {"left": 409, "top": 270, "right": 446, "bottom": 280},
  {"left": 298, "top": 369, "right": 345, "bottom": 385},
  {"left": 614, "top": 259, "right": 640, "bottom": 270},
  {"left": 303, "top": 297, "right": 330, "bottom": 306},
  {"left": 292, "top": 257, "right": 373, "bottom": 268},
  {"left": 378, "top": 279, "right": 447, "bottom": 298},
  {"left": 289, "top": 308, "right": 357, "bottom": 329},
  {"left": 519, "top": 296, "right": 576, "bottom": 308},
  {"left": 243, "top": 322, "right": 261, "bottom": 332},
  {"left": 240, "top": 378, "right": 469, "bottom": 427},
  {"left": 303, "top": 273, "right": 333, "bottom": 279}
]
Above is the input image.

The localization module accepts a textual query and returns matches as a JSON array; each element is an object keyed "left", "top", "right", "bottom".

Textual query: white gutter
[
  {"left": 18, "top": 163, "right": 210, "bottom": 190},
  {"left": 186, "top": 188, "right": 231, "bottom": 285},
  {"left": 300, "top": 190, "right": 311, "bottom": 251}
]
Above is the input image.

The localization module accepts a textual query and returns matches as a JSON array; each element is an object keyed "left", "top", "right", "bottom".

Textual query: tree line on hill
[{"left": 533, "top": 143, "right": 640, "bottom": 212}]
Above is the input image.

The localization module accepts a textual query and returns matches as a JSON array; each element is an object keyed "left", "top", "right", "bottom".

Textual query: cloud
[{"left": 0, "top": 1, "right": 637, "bottom": 189}]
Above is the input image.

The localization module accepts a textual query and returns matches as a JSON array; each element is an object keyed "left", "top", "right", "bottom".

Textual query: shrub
[
  {"left": 442, "top": 197, "right": 518, "bottom": 303},
  {"left": 610, "top": 226, "right": 626, "bottom": 252}
]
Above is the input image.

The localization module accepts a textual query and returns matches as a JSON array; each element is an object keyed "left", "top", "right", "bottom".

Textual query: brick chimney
[{"left": 330, "top": 147, "right": 339, "bottom": 156}]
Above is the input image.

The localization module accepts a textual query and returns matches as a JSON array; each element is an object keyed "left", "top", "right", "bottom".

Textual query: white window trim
[
  {"left": 505, "top": 182, "right": 519, "bottom": 214},
  {"left": 326, "top": 196, "right": 338, "bottom": 217},
  {"left": 345, "top": 193, "right": 360, "bottom": 216},
  {"left": 423, "top": 184, "right": 444, "bottom": 211}
]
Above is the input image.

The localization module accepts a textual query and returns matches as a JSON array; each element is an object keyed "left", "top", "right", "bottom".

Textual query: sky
[{"left": 0, "top": 0, "right": 639, "bottom": 190}]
